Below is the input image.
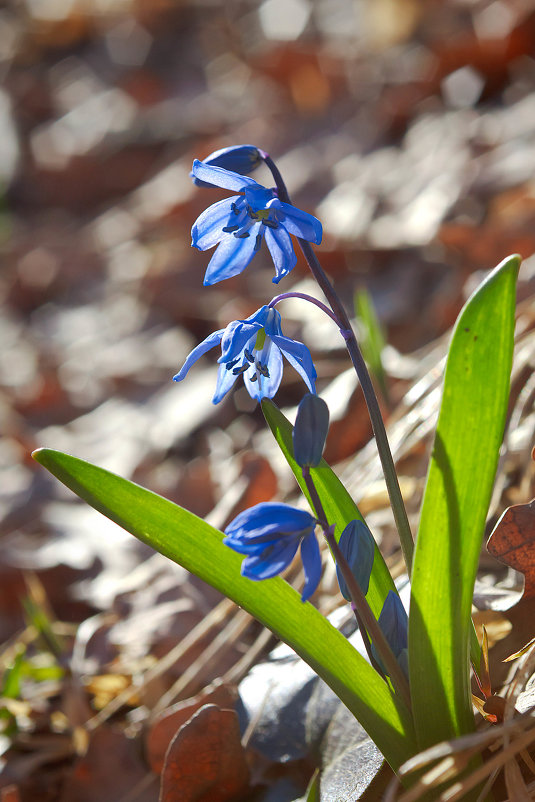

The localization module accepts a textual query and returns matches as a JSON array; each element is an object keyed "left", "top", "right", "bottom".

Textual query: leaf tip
[{"left": 499, "top": 253, "right": 521, "bottom": 275}]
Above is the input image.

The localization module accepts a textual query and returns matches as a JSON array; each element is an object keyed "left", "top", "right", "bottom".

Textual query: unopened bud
[
  {"left": 372, "top": 591, "right": 408, "bottom": 676},
  {"left": 293, "top": 393, "right": 329, "bottom": 468},
  {"left": 336, "top": 519, "right": 375, "bottom": 601}
]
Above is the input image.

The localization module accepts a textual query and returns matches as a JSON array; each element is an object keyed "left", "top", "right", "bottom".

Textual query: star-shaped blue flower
[
  {"left": 173, "top": 305, "right": 316, "bottom": 403},
  {"left": 191, "top": 160, "right": 322, "bottom": 285},
  {"left": 223, "top": 502, "right": 321, "bottom": 602}
]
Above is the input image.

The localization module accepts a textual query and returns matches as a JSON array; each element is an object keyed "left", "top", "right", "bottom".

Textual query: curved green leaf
[
  {"left": 33, "top": 447, "right": 415, "bottom": 769},
  {"left": 409, "top": 255, "right": 519, "bottom": 748},
  {"left": 262, "top": 399, "right": 396, "bottom": 618}
]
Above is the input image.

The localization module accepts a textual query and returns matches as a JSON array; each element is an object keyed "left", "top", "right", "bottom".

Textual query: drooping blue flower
[
  {"left": 173, "top": 305, "right": 316, "bottom": 403},
  {"left": 191, "top": 145, "right": 262, "bottom": 188},
  {"left": 191, "top": 159, "right": 322, "bottom": 285},
  {"left": 223, "top": 502, "right": 321, "bottom": 602}
]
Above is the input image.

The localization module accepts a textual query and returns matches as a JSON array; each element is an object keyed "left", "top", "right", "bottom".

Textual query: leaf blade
[
  {"left": 409, "top": 255, "right": 519, "bottom": 748},
  {"left": 33, "top": 447, "right": 415, "bottom": 768}
]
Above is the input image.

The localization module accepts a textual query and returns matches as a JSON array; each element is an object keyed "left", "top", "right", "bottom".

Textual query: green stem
[{"left": 263, "top": 154, "right": 414, "bottom": 574}]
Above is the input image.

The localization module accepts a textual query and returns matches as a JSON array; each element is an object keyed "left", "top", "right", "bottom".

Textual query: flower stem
[
  {"left": 268, "top": 291, "right": 340, "bottom": 326},
  {"left": 302, "top": 466, "right": 412, "bottom": 710},
  {"left": 262, "top": 153, "right": 414, "bottom": 574}
]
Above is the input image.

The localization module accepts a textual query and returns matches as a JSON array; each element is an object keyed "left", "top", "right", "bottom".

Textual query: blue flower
[
  {"left": 223, "top": 502, "right": 321, "bottom": 602},
  {"left": 191, "top": 159, "right": 322, "bottom": 285},
  {"left": 173, "top": 305, "right": 316, "bottom": 403}
]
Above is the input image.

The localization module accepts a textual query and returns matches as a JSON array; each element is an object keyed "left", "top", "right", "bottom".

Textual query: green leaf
[
  {"left": 32, "top": 448, "right": 416, "bottom": 770},
  {"left": 262, "top": 400, "right": 396, "bottom": 618},
  {"left": 409, "top": 255, "right": 519, "bottom": 749}
]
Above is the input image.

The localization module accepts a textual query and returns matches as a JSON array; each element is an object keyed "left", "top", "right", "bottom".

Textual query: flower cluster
[{"left": 177, "top": 145, "right": 325, "bottom": 601}]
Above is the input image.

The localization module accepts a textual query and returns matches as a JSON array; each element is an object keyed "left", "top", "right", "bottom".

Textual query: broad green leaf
[
  {"left": 32, "top": 448, "right": 416, "bottom": 769},
  {"left": 409, "top": 255, "right": 519, "bottom": 749},
  {"left": 262, "top": 400, "right": 396, "bottom": 618}
]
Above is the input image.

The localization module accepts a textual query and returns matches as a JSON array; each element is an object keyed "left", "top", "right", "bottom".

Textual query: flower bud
[
  {"left": 335, "top": 519, "right": 375, "bottom": 601},
  {"left": 372, "top": 590, "right": 408, "bottom": 676},
  {"left": 192, "top": 145, "right": 262, "bottom": 187},
  {"left": 292, "top": 393, "right": 329, "bottom": 468}
]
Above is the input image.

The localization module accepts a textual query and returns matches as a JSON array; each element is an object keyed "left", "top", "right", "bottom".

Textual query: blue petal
[
  {"left": 173, "top": 329, "right": 225, "bottom": 382},
  {"left": 243, "top": 305, "right": 271, "bottom": 328},
  {"left": 262, "top": 307, "right": 283, "bottom": 337},
  {"left": 223, "top": 535, "right": 280, "bottom": 555},
  {"left": 271, "top": 334, "right": 317, "bottom": 393},
  {"left": 191, "top": 159, "right": 261, "bottom": 193},
  {"left": 243, "top": 343, "right": 283, "bottom": 401},
  {"left": 270, "top": 199, "right": 323, "bottom": 244},
  {"left": 203, "top": 231, "right": 260, "bottom": 285},
  {"left": 225, "top": 502, "right": 315, "bottom": 538},
  {"left": 191, "top": 146, "right": 261, "bottom": 187},
  {"left": 219, "top": 320, "right": 262, "bottom": 365},
  {"left": 192, "top": 197, "right": 246, "bottom": 251},
  {"left": 244, "top": 185, "right": 276, "bottom": 211},
  {"left": 241, "top": 536, "right": 301, "bottom": 580},
  {"left": 212, "top": 361, "right": 240, "bottom": 404},
  {"left": 264, "top": 226, "right": 297, "bottom": 283},
  {"left": 300, "top": 532, "right": 322, "bottom": 601}
]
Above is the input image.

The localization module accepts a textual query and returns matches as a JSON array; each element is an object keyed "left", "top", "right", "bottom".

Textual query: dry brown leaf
[
  {"left": 146, "top": 681, "right": 238, "bottom": 775},
  {"left": 159, "top": 704, "right": 249, "bottom": 802}
]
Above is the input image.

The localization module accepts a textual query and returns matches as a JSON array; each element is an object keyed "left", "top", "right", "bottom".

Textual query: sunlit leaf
[
  {"left": 409, "top": 255, "right": 519, "bottom": 748},
  {"left": 32, "top": 448, "right": 415, "bottom": 769}
]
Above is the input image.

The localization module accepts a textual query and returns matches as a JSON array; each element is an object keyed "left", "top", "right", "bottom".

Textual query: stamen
[
  {"left": 254, "top": 233, "right": 263, "bottom": 251},
  {"left": 222, "top": 225, "right": 239, "bottom": 233},
  {"left": 250, "top": 374, "right": 258, "bottom": 382},
  {"left": 231, "top": 202, "right": 240, "bottom": 215},
  {"left": 234, "top": 231, "right": 250, "bottom": 239},
  {"left": 232, "top": 363, "right": 249, "bottom": 375},
  {"left": 244, "top": 349, "right": 255, "bottom": 363},
  {"left": 257, "top": 363, "right": 270, "bottom": 378},
  {"left": 226, "top": 357, "right": 240, "bottom": 371},
  {"left": 262, "top": 219, "right": 279, "bottom": 229}
]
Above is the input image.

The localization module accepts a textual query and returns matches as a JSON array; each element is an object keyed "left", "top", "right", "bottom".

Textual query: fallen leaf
[
  {"left": 487, "top": 499, "right": 535, "bottom": 598},
  {"left": 146, "top": 681, "right": 238, "bottom": 774},
  {"left": 160, "top": 704, "right": 249, "bottom": 802}
]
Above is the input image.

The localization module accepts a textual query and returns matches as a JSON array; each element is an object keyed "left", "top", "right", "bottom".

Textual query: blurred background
[{"left": 3, "top": 0, "right": 535, "bottom": 798}]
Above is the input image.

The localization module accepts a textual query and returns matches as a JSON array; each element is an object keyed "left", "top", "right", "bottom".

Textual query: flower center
[{"left": 226, "top": 328, "right": 271, "bottom": 381}]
